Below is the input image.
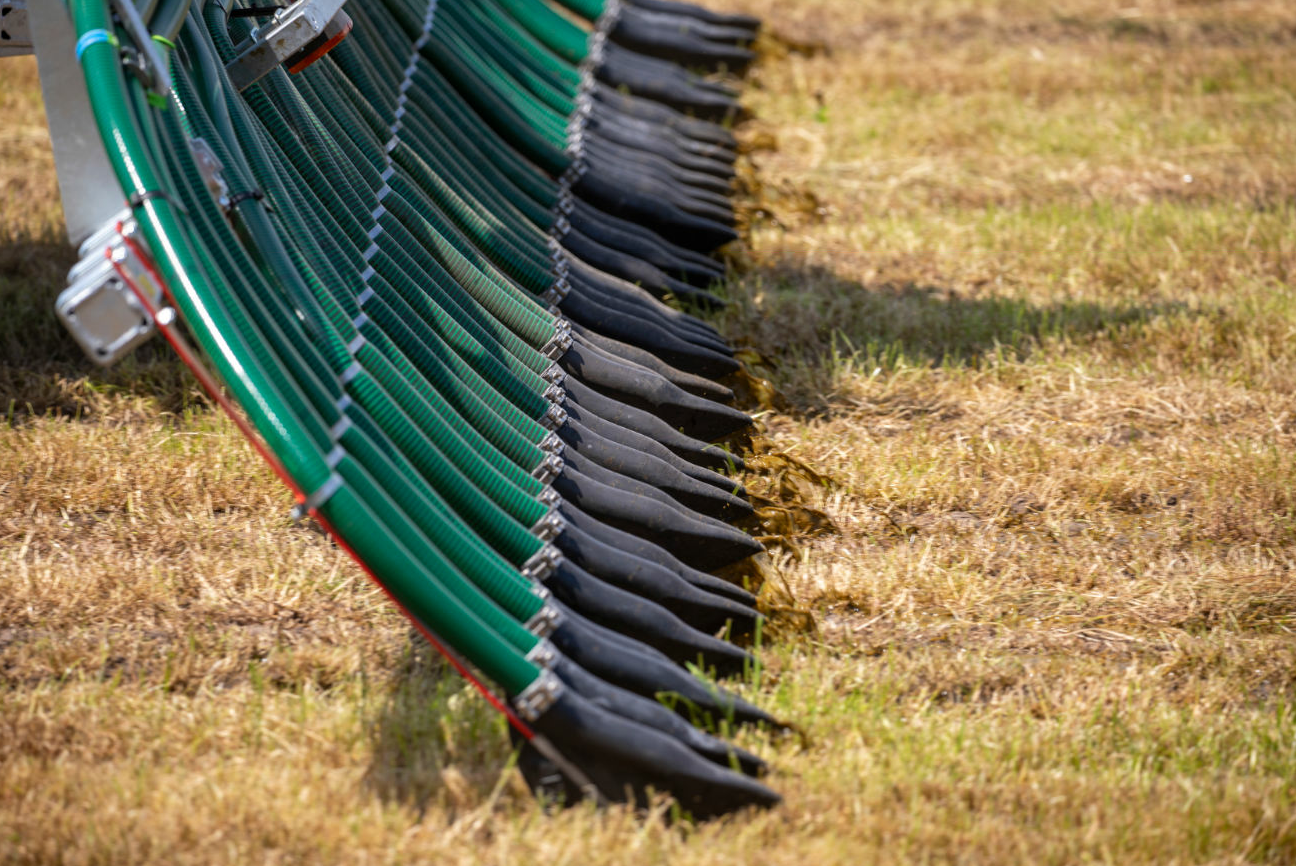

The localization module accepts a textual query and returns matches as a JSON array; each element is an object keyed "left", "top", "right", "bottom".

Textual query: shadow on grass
[
  {"left": 363, "top": 634, "right": 516, "bottom": 816},
  {"left": 0, "top": 235, "right": 198, "bottom": 421},
  {"left": 724, "top": 259, "right": 1189, "bottom": 409}
]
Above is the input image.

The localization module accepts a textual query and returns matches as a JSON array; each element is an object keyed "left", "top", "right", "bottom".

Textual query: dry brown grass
[{"left": 3, "top": 0, "right": 1296, "bottom": 861}]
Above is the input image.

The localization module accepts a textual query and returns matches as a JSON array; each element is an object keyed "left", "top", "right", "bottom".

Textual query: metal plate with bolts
[
  {"left": 224, "top": 0, "right": 351, "bottom": 91},
  {"left": 56, "top": 215, "right": 163, "bottom": 366},
  {"left": 0, "top": 1, "right": 32, "bottom": 57}
]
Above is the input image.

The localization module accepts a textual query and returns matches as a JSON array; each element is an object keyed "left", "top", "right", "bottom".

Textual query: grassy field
[{"left": 3, "top": 0, "right": 1296, "bottom": 862}]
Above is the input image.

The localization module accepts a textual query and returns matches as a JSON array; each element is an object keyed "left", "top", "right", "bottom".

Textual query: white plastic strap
[
  {"left": 329, "top": 416, "right": 353, "bottom": 442},
  {"left": 291, "top": 471, "right": 343, "bottom": 522},
  {"left": 368, "top": 0, "right": 439, "bottom": 252}
]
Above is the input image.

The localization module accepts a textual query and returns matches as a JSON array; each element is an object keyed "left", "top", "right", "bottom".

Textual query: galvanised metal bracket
[
  {"left": 221, "top": 0, "right": 352, "bottom": 92},
  {"left": 56, "top": 215, "right": 164, "bottom": 366},
  {"left": 0, "top": 1, "right": 32, "bottom": 57},
  {"left": 18, "top": 0, "right": 123, "bottom": 248}
]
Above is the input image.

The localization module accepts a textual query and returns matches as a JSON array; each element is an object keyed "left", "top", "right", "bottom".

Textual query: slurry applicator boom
[{"left": 9, "top": 0, "right": 778, "bottom": 817}]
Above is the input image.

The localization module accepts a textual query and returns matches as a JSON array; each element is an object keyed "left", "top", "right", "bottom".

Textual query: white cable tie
[
  {"left": 356, "top": 284, "right": 375, "bottom": 305},
  {"left": 346, "top": 333, "right": 365, "bottom": 355},
  {"left": 291, "top": 471, "right": 343, "bottom": 523},
  {"left": 340, "top": 360, "right": 363, "bottom": 386},
  {"left": 352, "top": 312, "right": 370, "bottom": 332},
  {"left": 329, "top": 416, "right": 353, "bottom": 442},
  {"left": 362, "top": 242, "right": 379, "bottom": 262}
]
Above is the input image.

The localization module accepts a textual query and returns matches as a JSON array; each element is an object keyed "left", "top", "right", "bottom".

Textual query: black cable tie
[
  {"left": 229, "top": 5, "right": 286, "bottom": 18},
  {"left": 225, "top": 188, "right": 266, "bottom": 209},
  {"left": 128, "top": 189, "right": 188, "bottom": 215}
]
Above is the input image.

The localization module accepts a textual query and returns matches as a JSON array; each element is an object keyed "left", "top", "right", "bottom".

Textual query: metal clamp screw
[{"left": 513, "top": 670, "right": 563, "bottom": 723}]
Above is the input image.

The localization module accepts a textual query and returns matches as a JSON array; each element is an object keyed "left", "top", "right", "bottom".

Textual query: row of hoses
[{"left": 71, "top": 0, "right": 780, "bottom": 817}]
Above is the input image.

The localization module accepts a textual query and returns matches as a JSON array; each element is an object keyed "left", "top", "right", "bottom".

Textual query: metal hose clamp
[
  {"left": 513, "top": 670, "right": 563, "bottom": 723},
  {"left": 537, "top": 486, "right": 562, "bottom": 509},
  {"left": 521, "top": 543, "right": 563, "bottom": 583},
  {"left": 540, "top": 326, "right": 572, "bottom": 362},
  {"left": 539, "top": 275, "right": 570, "bottom": 308},
  {"left": 540, "top": 393, "right": 568, "bottom": 430},
  {"left": 550, "top": 214, "right": 572, "bottom": 240},
  {"left": 538, "top": 431, "right": 565, "bottom": 456},
  {"left": 530, "top": 509, "right": 566, "bottom": 544},
  {"left": 540, "top": 363, "right": 566, "bottom": 386},
  {"left": 530, "top": 451, "right": 565, "bottom": 486},
  {"left": 525, "top": 639, "right": 559, "bottom": 668}
]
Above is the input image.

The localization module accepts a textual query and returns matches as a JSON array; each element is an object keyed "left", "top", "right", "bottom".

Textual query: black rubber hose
[
  {"left": 585, "top": 133, "right": 735, "bottom": 196},
  {"left": 566, "top": 199, "right": 726, "bottom": 285},
  {"left": 562, "top": 379, "right": 745, "bottom": 471},
  {"left": 567, "top": 258, "right": 730, "bottom": 346},
  {"left": 595, "top": 49, "right": 741, "bottom": 121},
  {"left": 554, "top": 381, "right": 746, "bottom": 484},
  {"left": 611, "top": 11, "right": 757, "bottom": 71},
  {"left": 553, "top": 469, "right": 763, "bottom": 569},
  {"left": 601, "top": 39, "right": 745, "bottom": 96},
  {"left": 558, "top": 418, "right": 752, "bottom": 521},
  {"left": 550, "top": 654, "right": 766, "bottom": 777},
  {"left": 563, "top": 259, "right": 732, "bottom": 349},
  {"left": 592, "top": 84, "right": 739, "bottom": 151},
  {"left": 560, "top": 285, "right": 734, "bottom": 375},
  {"left": 558, "top": 502, "right": 760, "bottom": 599},
  {"left": 566, "top": 273, "right": 733, "bottom": 356},
  {"left": 564, "top": 227, "right": 729, "bottom": 309},
  {"left": 584, "top": 152, "right": 738, "bottom": 226},
  {"left": 558, "top": 289, "right": 738, "bottom": 379},
  {"left": 586, "top": 116, "right": 738, "bottom": 181},
  {"left": 515, "top": 690, "right": 780, "bottom": 818},
  {"left": 545, "top": 513, "right": 760, "bottom": 633},
  {"left": 560, "top": 341, "right": 751, "bottom": 441},
  {"left": 588, "top": 121, "right": 741, "bottom": 186},
  {"left": 590, "top": 101, "right": 740, "bottom": 178},
  {"left": 559, "top": 436, "right": 752, "bottom": 524},
  {"left": 554, "top": 520, "right": 757, "bottom": 611},
  {"left": 586, "top": 116, "right": 737, "bottom": 183},
  {"left": 558, "top": 398, "right": 747, "bottom": 493},
  {"left": 570, "top": 325, "right": 733, "bottom": 402},
  {"left": 624, "top": 7, "right": 759, "bottom": 44},
  {"left": 548, "top": 604, "right": 773, "bottom": 726},
  {"left": 601, "top": 42, "right": 743, "bottom": 101},
  {"left": 574, "top": 171, "right": 738, "bottom": 252},
  {"left": 625, "top": 0, "right": 763, "bottom": 32},
  {"left": 542, "top": 559, "right": 754, "bottom": 675},
  {"left": 598, "top": 49, "right": 743, "bottom": 105}
]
